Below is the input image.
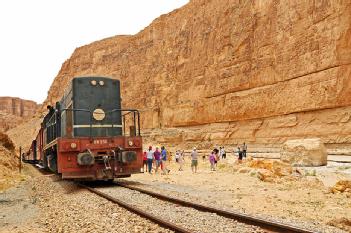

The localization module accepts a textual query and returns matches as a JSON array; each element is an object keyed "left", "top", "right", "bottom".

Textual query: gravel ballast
[
  {"left": 30, "top": 175, "right": 172, "bottom": 233},
  {"left": 96, "top": 185, "right": 265, "bottom": 233}
]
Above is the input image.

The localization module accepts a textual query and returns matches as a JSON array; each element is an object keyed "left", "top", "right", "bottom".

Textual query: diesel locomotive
[{"left": 23, "top": 76, "right": 143, "bottom": 180}]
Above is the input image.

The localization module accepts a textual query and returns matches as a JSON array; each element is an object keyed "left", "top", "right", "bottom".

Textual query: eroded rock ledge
[{"left": 0, "top": 97, "right": 39, "bottom": 132}]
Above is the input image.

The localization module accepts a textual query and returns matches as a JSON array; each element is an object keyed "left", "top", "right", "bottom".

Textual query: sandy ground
[
  {"left": 0, "top": 164, "right": 171, "bottom": 233},
  {"left": 1, "top": 157, "right": 350, "bottom": 232},
  {"left": 127, "top": 155, "right": 351, "bottom": 232}
]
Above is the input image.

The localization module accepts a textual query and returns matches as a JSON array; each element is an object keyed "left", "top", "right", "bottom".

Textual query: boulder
[
  {"left": 237, "top": 167, "right": 251, "bottom": 173},
  {"left": 331, "top": 180, "right": 351, "bottom": 194},
  {"left": 257, "top": 169, "right": 274, "bottom": 182},
  {"left": 281, "top": 138, "right": 327, "bottom": 166}
]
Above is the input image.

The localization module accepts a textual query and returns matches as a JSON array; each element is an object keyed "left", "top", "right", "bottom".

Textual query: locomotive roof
[{"left": 72, "top": 76, "right": 120, "bottom": 82}]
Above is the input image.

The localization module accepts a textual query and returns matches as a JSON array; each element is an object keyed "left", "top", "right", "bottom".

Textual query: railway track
[
  {"left": 79, "top": 183, "right": 191, "bottom": 233},
  {"left": 80, "top": 181, "right": 317, "bottom": 233}
]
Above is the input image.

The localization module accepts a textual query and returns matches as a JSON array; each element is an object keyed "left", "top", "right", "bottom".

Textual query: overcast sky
[{"left": 0, "top": 0, "right": 188, "bottom": 104}]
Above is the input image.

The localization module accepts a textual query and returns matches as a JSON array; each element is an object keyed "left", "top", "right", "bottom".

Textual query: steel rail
[
  {"left": 78, "top": 184, "right": 194, "bottom": 233},
  {"left": 116, "top": 182, "right": 317, "bottom": 233}
]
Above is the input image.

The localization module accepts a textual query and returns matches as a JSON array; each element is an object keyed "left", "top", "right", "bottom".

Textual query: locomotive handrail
[
  {"left": 47, "top": 111, "right": 56, "bottom": 126},
  {"left": 60, "top": 108, "right": 141, "bottom": 137},
  {"left": 106, "top": 109, "right": 141, "bottom": 136}
]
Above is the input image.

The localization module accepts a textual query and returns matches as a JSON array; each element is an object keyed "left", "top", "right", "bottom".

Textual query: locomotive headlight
[
  {"left": 70, "top": 142, "right": 77, "bottom": 149},
  {"left": 91, "top": 80, "right": 97, "bottom": 86},
  {"left": 99, "top": 81, "right": 105, "bottom": 86},
  {"left": 93, "top": 108, "right": 105, "bottom": 121},
  {"left": 128, "top": 140, "right": 134, "bottom": 146}
]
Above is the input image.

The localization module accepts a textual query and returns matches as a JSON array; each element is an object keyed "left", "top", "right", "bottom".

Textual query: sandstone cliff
[
  {"left": 0, "top": 97, "right": 39, "bottom": 132},
  {"left": 40, "top": 0, "right": 351, "bottom": 153}
]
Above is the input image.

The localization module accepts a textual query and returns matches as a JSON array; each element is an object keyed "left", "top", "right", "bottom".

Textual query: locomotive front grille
[{"left": 121, "top": 151, "right": 137, "bottom": 163}]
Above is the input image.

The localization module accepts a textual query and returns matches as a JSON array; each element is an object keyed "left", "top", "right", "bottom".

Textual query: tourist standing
[
  {"left": 161, "top": 146, "right": 170, "bottom": 174},
  {"left": 242, "top": 142, "right": 247, "bottom": 159},
  {"left": 146, "top": 146, "right": 154, "bottom": 174},
  {"left": 191, "top": 147, "right": 198, "bottom": 173},
  {"left": 178, "top": 150, "right": 184, "bottom": 171},
  {"left": 175, "top": 150, "right": 180, "bottom": 163},
  {"left": 221, "top": 147, "right": 226, "bottom": 159},
  {"left": 237, "top": 146, "right": 243, "bottom": 163},
  {"left": 143, "top": 150, "right": 147, "bottom": 172},
  {"left": 213, "top": 148, "right": 220, "bottom": 167},
  {"left": 154, "top": 147, "right": 161, "bottom": 173},
  {"left": 168, "top": 151, "right": 172, "bottom": 164},
  {"left": 209, "top": 151, "right": 216, "bottom": 171}
]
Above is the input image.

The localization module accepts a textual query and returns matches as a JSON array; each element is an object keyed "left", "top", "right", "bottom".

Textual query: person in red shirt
[{"left": 143, "top": 151, "right": 147, "bottom": 172}]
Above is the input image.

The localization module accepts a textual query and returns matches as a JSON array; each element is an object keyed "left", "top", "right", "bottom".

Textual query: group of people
[
  {"left": 175, "top": 147, "right": 199, "bottom": 173},
  {"left": 143, "top": 143, "right": 248, "bottom": 174},
  {"left": 143, "top": 146, "right": 170, "bottom": 175},
  {"left": 175, "top": 149, "right": 185, "bottom": 171},
  {"left": 236, "top": 142, "right": 247, "bottom": 162}
]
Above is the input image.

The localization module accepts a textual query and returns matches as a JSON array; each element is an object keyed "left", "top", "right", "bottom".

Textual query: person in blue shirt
[{"left": 161, "top": 146, "right": 170, "bottom": 174}]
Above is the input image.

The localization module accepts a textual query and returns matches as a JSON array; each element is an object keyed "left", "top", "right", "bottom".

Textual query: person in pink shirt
[
  {"left": 153, "top": 147, "right": 161, "bottom": 173},
  {"left": 209, "top": 151, "right": 216, "bottom": 171}
]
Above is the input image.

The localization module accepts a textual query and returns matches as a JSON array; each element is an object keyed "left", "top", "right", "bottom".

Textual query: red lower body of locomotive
[{"left": 25, "top": 133, "right": 143, "bottom": 180}]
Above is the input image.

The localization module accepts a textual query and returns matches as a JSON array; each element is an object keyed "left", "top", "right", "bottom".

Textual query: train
[{"left": 23, "top": 76, "right": 143, "bottom": 181}]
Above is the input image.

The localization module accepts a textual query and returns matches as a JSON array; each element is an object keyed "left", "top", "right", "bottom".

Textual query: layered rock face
[
  {"left": 0, "top": 97, "right": 39, "bottom": 132},
  {"left": 42, "top": 0, "right": 351, "bottom": 152}
]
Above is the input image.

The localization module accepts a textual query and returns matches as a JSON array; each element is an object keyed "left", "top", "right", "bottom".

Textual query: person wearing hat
[
  {"left": 191, "top": 147, "right": 198, "bottom": 173},
  {"left": 146, "top": 146, "right": 154, "bottom": 174}
]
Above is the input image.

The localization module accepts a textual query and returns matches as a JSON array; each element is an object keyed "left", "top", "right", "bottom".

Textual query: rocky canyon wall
[
  {"left": 0, "top": 97, "right": 39, "bottom": 132},
  {"left": 42, "top": 0, "right": 351, "bottom": 152}
]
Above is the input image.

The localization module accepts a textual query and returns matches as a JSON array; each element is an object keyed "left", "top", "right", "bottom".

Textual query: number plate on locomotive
[{"left": 93, "top": 139, "right": 108, "bottom": 144}]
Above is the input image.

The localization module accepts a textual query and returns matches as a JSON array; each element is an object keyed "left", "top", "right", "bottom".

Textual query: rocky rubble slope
[
  {"left": 0, "top": 97, "right": 39, "bottom": 132},
  {"left": 0, "top": 132, "right": 22, "bottom": 190},
  {"left": 32, "top": 1, "right": 351, "bottom": 151},
  {"left": 6, "top": 117, "right": 43, "bottom": 151}
]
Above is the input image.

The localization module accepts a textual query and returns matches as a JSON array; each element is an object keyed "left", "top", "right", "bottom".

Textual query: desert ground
[{"left": 1, "top": 153, "right": 351, "bottom": 233}]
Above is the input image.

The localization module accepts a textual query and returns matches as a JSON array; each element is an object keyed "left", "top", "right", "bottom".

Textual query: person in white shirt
[
  {"left": 146, "top": 146, "right": 154, "bottom": 174},
  {"left": 175, "top": 150, "right": 180, "bottom": 163},
  {"left": 191, "top": 147, "right": 198, "bottom": 173},
  {"left": 221, "top": 147, "right": 226, "bottom": 159}
]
